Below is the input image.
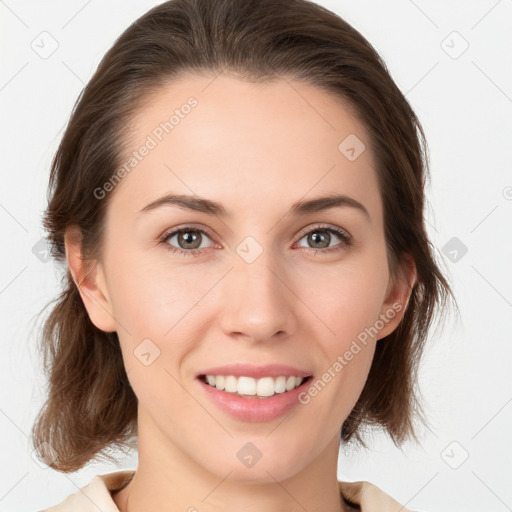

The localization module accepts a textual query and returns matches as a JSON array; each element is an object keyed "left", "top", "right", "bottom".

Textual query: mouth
[
  {"left": 196, "top": 370, "right": 315, "bottom": 422},
  {"left": 197, "top": 374, "right": 313, "bottom": 399}
]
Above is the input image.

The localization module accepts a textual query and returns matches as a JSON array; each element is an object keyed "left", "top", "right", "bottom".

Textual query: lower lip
[{"left": 197, "top": 377, "right": 312, "bottom": 422}]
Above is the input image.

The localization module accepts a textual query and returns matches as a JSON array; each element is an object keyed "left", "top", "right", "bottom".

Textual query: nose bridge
[{"left": 219, "top": 241, "right": 296, "bottom": 340}]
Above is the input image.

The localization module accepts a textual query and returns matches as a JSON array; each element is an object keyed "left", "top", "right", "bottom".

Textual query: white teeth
[
  {"left": 238, "top": 376, "right": 256, "bottom": 396},
  {"left": 256, "top": 377, "right": 274, "bottom": 397},
  {"left": 275, "top": 376, "right": 287, "bottom": 393},
  {"left": 216, "top": 375, "right": 225, "bottom": 390},
  {"left": 204, "top": 374, "right": 307, "bottom": 397},
  {"left": 225, "top": 375, "right": 238, "bottom": 393}
]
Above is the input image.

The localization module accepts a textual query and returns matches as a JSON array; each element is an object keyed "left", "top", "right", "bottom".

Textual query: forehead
[{"left": 109, "top": 73, "right": 382, "bottom": 223}]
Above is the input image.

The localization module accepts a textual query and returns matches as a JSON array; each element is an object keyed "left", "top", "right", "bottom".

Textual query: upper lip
[{"left": 197, "top": 364, "right": 313, "bottom": 379}]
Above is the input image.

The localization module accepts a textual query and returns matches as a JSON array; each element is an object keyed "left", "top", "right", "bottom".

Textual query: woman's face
[{"left": 72, "top": 73, "right": 411, "bottom": 482}]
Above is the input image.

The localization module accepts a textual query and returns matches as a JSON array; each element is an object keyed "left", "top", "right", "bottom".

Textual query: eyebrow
[{"left": 138, "top": 192, "right": 370, "bottom": 220}]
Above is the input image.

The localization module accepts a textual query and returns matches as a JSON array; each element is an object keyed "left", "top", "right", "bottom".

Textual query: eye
[
  {"left": 160, "top": 227, "right": 214, "bottom": 257},
  {"left": 295, "top": 224, "right": 352, "bottom": 255},
  {"left": 159, "top": 224, "right": 352, "bottom": 258}
]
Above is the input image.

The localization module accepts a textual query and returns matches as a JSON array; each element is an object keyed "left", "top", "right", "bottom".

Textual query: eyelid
[
  {"left": 160, "top": 222, "right": 350, "bottom": 243},
  {"left": 160, "top": 223, "right": 217, "bottom": 243},
  {"left": 159, "top": 219, "right": 354, "bottom": 257},
  {"left": 293, "top": 222, "right": 351, "bottom": 243}
]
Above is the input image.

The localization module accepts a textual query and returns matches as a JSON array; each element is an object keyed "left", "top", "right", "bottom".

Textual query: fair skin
[{"left": 66, "top": 73, "right": 416, "bottom": 512}]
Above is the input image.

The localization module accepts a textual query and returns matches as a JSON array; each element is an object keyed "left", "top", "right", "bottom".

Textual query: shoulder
[
  {"left": 339, "top": 479, "right": 413, "bottom": 511},
  {"left": 41, "top": 470, "right": 135, "bottom": 512}
]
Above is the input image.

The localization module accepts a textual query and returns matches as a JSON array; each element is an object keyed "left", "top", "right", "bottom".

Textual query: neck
[{"left": 113, "top": 408, "right": 350, "bottom": 512}]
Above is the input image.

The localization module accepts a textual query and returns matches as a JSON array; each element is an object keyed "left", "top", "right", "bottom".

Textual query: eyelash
[{"left": 159, "top": 224, "right": 352, "bottom": 258}]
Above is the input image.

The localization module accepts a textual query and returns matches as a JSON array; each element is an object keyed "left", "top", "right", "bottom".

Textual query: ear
[
  {"left": 64, "top": 226, "right": 117, "bottom": 333},
  {"left": 376, "top": 253, "right": 417, "bottom": 340}
]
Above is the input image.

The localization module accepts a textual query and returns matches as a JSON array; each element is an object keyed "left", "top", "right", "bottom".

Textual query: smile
[{"left": 200, "top": 374, "right": 310, "bottom": 398}]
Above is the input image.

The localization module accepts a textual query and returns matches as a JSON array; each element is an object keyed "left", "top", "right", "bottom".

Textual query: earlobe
[
  {"left": 377, "top": 254, "right": 417, "bottom": 340},
  {"left": 64, "top": 227, "right": 117, "bottom": 333}
]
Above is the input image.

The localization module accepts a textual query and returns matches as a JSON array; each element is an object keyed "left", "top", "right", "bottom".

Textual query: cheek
[
  {"left": 105, "top": 246, "right": 212, "bottom": 336},
  {"left": 105, "top": 249, "right": 222, "bottom": 392},
  {"left": 297, "top": 253, "right": 390, "bottom": 346},
  {"left": 291, "top": 254, "right": 386, "bottom": 408},
  {"left": 111, "top": 263, "right": 196, "bottom": 413}
]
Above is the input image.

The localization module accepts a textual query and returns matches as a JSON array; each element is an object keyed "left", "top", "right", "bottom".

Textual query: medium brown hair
[{"left": 32, "top": 0, "right": 457, "bottom": 472}]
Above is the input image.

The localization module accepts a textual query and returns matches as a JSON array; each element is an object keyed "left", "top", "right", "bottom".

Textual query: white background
[{"left": 1, "top": 0, "right": 511, "bottom": 510}]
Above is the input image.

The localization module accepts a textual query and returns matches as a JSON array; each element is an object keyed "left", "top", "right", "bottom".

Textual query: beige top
[{"left": 42, "top": 470, "right": 413, "bottom": 511}]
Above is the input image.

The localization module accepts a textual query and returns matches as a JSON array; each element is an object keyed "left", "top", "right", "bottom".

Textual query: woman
[{"left": 33, "top": 0, "right": 456, "bottom": 510}]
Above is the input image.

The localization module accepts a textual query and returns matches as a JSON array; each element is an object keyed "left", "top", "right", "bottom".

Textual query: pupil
[
  {"left": 310, "top": 231, "right": 329, "bottom": 248},
  {"left": 180, "top": 230, "right": 200, "bottom": 249}
]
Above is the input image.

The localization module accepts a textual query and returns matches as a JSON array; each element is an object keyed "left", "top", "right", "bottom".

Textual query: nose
[{"left": 217, "top": 247, "right": 298, "bottom": 344}]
